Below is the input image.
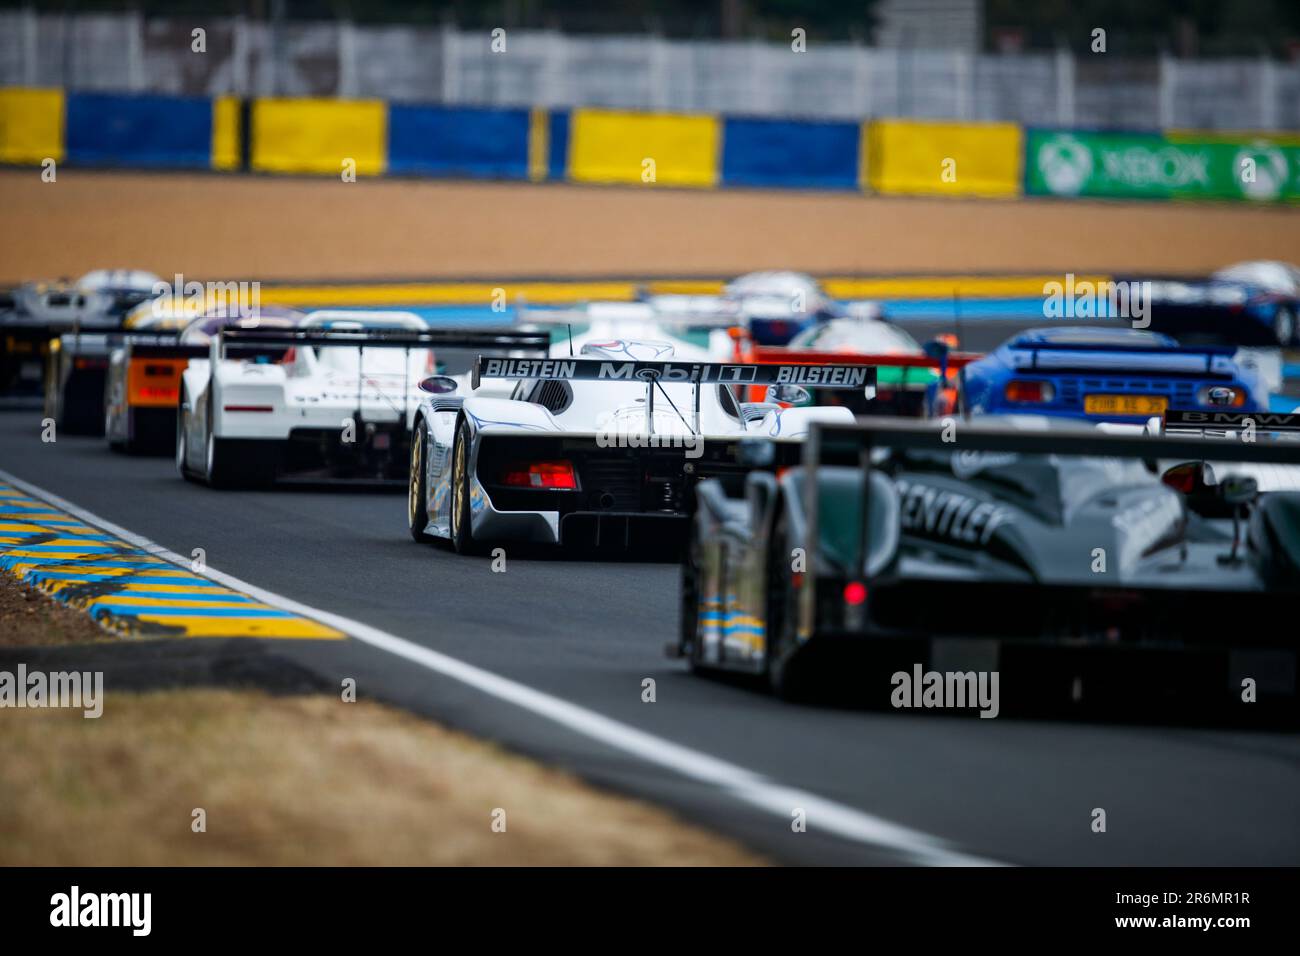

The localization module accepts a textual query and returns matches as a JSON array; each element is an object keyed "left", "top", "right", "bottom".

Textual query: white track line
[{"left": 0, "top": 465, "right": 1003, "bottom": 867}]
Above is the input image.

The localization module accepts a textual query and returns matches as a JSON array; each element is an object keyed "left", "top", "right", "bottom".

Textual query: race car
[
  {"left": 678, "top": 417, "right": 1300, "bottom": 712},
  {"left": 1137, "top": 260, "right": 1300, "bottom": 347},
  {"left": 2, "top": 269, "right": 161, "bottom": 395},
  {"left": 733, "top": 316, "right": 980, "bottom": 416},
  {"left": 44, "top": 294, "right": 220, "bottom": 437},
  {"left": 516, "top": 301, "right": 733, "bottom": 361},
  {"left": 644, "top": 271, "right": 882, "bottom": 346},
  {"left": 177, "top": 312, "right": 549, "bottom": 488},
  {"left": 406, "top": 341, "right": 873, "bottom": 552},
  {"left": 103, "top": 307, "right": 305, "bottom": 454},
  {"left": 956, "top": 326, "right": 1269, "bottom": 424}
]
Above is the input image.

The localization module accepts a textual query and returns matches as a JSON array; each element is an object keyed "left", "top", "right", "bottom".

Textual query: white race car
[
  {"left": 406, "top": 338, "right": 874, "bottom": 552},
  {"left": 177, "top": 310, "right": 547, "bottom": 487},
  {"left": 644, "top": 271, "right": 882, "bottom": 347},
  {"left": 102, "top": 306, "right": 306, "bottom": 454}
]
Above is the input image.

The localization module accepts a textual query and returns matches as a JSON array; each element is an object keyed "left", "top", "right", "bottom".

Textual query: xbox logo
[
  {"left": 1234, "top": 144, "right": 1288, "bottom": 201},
  {"left": 1037, "top": 135, "right": 1093, "bottom": 196}
]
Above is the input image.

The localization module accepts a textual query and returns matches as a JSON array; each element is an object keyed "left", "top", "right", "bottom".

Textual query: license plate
[{"left": 1083, "top": 394, "right": 1168, "bottom": 416}]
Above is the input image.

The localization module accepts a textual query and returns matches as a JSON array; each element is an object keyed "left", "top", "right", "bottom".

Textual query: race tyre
[
  {"left": 176, "top": 402, "right": 197, "bottom": 482},
  {"left": 449, "top": 419, "right": 480, "bottom": 554},
  {"left": 408, "top": 421, "right": 433, "bottom": 543},
  {"left": 680, "top": 531, "right": 704, "bottom": 670},
  {"left": 205, "top": 432, "right": 275, "bottom": 490},
  {"left": 764, "top": 510, "right": 812, "bottom": 701}
]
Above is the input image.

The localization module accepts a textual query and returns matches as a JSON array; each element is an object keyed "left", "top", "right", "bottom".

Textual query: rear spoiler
[
  {"left": 750, "top": 347, "right": 982, "bottom": 369},
  {"left": 217, "top": 327, "right": 551, "bottom": 359},
  {"left": 470, "top": 356, "right": 877, "bottom": 391},
  {"left": 1013, "top": 342, "right": 1238, "bottom": 376},
  {"left": 803, "top": 418, "right": 1300, "bottom": 582},
  {"left": 1163, "top": 409, "right": 1300, "bottom": 434},
  {"left": 59, "top": 331, "right": 182, "bottom": 357}
]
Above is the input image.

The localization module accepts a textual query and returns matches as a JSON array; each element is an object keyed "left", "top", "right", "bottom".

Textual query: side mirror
[
  {"left": 764, "top": 383, "right": 812, "bottom": 406},
  {"left": 1218, "top": 473, "right": 1259, "bottom": 507},
  {"left": 736, "top": 439, "right": 776, "bottom": 468},
  {"left": 417, "top": 375, "right": 459, "bottom": 395}
]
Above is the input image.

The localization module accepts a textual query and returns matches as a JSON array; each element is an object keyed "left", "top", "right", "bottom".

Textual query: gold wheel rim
[
  {"left": 408, "top": 430, "right": 421, "bottom": 527},
  {"left": 452, "top": 436, "right": 466, "bottom": 538}
]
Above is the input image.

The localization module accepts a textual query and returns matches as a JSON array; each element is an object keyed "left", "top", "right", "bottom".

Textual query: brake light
[
  {"left": 223, "top": 404, "right": 274, "bottom": 413},
  {"left": 843, "top": 581, "right": 868, "bottom": 605},
  {"left": 1004, "top": 380, "right": 1055, "bottom": 403},
  {"left": 501, "top": 460, "right": 577, "bottom": 489}
]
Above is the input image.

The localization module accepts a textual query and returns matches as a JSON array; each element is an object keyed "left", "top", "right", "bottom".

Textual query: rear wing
[
  {"left": 216, "top": 327, "right": 551, "bottom": 360},
  {"left": 749, "top": 347, "right": 982, "bottom": 370},
  {"left": 470, "top": 356, "right": 876, "bottom": 391},
  {"left": 59, "top": 331, "right": 184, "bottom": 358},
  {"left": 1012, "top": 341, "right": 1238, "bottom": 375},
  {"left": 1163, "top": 409, "right": 1300, "bottom": 436},
  {"left": 804, "top": 418, "right": 1300, "bottom": 583}
]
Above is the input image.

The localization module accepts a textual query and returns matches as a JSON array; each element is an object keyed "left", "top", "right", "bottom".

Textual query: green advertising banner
[{"left": 1026, "top": 129, "right": 1300, "bottom": 202}]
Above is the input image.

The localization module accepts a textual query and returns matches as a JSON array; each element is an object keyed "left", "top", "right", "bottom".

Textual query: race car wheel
[
  {"left": 205, "top": 433, "right": 275, "bottom": 489},
  {"left": 1276, "top": 306, "right": 1299, "bottom": 347},
  {"left": 680, "top": 532, "right": 703, "bottom": 670},
  {"left": 765, "top": 510, "right": 812, "bottom": 701},
  {"left": 205, "top": 432, "right": 234, "bottom": 489},
  {"left": 176, "top": 410, "right": 196, "bottom": 481},
  {"left": 408, "top": 421, "right": 433, "bottom": 543},
  {"left": 449, "top": 419, "right": 479, "bottom": 554}
]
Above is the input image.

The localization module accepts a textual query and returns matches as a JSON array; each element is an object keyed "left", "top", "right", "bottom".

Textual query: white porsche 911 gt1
[
  {"left": 407, "top": 337, "right": 875, "bottom": 552},
  {"left": 176, "top": 310, "right": 548, "bottom": 488}
]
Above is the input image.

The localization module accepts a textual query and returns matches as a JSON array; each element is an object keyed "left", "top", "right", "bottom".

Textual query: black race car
[{"left": 678, "top": 415, "right": 1300, "bottom": 715}]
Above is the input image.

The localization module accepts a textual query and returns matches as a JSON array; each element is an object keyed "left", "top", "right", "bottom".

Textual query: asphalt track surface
[{"left": 2, "top": 411, "right": 1298, "bottom": 866}]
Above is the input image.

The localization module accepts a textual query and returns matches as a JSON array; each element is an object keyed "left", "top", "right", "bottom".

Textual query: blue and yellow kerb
[{"left": 0, "top": 483, "right": 342, "bottom": 639}]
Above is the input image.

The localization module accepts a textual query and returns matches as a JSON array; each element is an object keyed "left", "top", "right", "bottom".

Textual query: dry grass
[
  {"left": 0, "top": 688, "right": 765, "bottom": 865},
  {"left": 0, "top": 573, "right": 111, "bottom": 646},
  {"left": 4, "top": 167, "right": 1296, "bottom": 283}
]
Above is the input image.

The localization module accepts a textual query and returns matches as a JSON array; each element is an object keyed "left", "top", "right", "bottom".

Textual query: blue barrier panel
[
  {"left": 65, "top": 92, "right": 213, "bottom": 168},
  {"left": 721, "top": 117, "right": 860, "bottom": 190},
  {"left": 548, "top": 109, "right": 570, "bottom": 180},
  {"left": 388, "top": 104, "right": 530, "bottom": 179}
]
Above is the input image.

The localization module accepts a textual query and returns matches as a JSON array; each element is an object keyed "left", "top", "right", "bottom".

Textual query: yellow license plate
[{"left": 1083, "top": 394, "right": 1168, "bottom": 416}]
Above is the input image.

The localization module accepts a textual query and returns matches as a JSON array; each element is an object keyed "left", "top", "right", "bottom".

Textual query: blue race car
[
  {"left": 957, "top": 326, "right": 1268, "bottom": 424},
  {"left": 1131, "top": 261, "right": 1300, "bottom": 347}
]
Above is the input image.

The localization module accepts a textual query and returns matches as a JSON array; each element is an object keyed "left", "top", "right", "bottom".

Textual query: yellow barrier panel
[
  {"left": 865, "top": 120, "right": 1022, "bottom": 198},
  {"left": 211, "top": 95, "right": 241, "bottom": 171},
  {"left": 251, "top": 98, "right": 386, "bottom": 176},
  {"left": 528, "top": 107, "right": 549, "bottom": 182},
  {"left": 0, "top": 87, "right": 64, "bottom": 165},
  {"left": 569, "top": 108, "right": 719, "bottom": 188}
]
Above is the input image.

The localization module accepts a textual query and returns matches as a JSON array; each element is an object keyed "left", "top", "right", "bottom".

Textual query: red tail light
[
  {"left": 501, "top": 460, "right": 578, "bottom": 490},
  {"left": 843, "top": 581, "right": 868, "bottom": 605},
  {"left": 1004, "top": 380, "right": 1055, "bottom": 403}
]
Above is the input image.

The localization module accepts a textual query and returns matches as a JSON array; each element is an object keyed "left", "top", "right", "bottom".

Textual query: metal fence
[{"left": 1, "top": 9, "right": 1296, "bottom": 130}]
